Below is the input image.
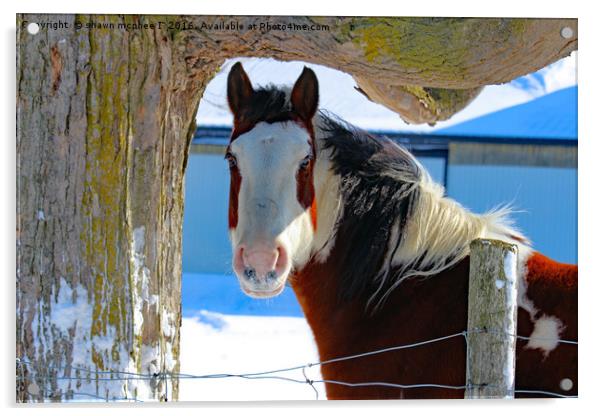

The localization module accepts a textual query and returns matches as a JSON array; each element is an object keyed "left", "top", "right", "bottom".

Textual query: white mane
[{"left": 369, "top": 163, "right": 532, "bottom": 306}]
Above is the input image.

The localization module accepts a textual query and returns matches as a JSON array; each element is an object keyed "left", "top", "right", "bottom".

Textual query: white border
[{"left": 3, "top": 1, "right": 600, "bottom": 415}]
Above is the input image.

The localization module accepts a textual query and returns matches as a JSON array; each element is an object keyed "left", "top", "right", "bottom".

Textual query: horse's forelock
[{"left": 229, "top": 85, "right": 320, "bottom": 143}]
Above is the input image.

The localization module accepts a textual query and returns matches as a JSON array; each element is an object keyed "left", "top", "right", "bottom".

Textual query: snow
[
  {"left": 177, "top": 274, "right": 324, "bottom": 401},
  {"left": 161, "top": 309, "right": 176, "bottom": 338},
  {"left": 49, "top": 277, "right": 91, "bottom": 334},
  {"left": 131, "top": 225, "right": 158, "bottom": 339},
  {"left": 179, "top": 310, "right": 326, "bottom": 401},
  {"left": 31, "top": 278, "right": 142, "bottom": 401},
  {"left": 502, "top": 249, "right": 518, "bottom": 394},
  {"left": 503, "top": 250, "right": 518, "bottom": 286},
  {"left": 129, "top": 225, "right": 180, "bottom": 399},
  {"left": 23, "top": 52, "right": 578, "bottom": 402}
]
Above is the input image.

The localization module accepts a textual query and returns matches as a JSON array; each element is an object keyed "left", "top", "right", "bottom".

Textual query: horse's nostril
[
  {"left": 275, "top": 245, "right": 288, "bottom": 274},
  {"left": 266, "top": 270, "right": 277, "bottom": 281},
  {"left": 244, "top": 267, "right": 257, "bottom": 281}
]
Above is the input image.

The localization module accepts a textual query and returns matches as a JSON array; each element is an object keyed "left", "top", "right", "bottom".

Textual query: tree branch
[{"left": 179, "top": 16, "right": 577, "bottom": 124}]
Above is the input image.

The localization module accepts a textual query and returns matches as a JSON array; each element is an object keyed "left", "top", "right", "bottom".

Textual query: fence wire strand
[
  {"left": 16, "top": 327, "right": 577, "bottom": 402},
  {"left": 470, "top": 327, "right": 579, "bottom": 345}
]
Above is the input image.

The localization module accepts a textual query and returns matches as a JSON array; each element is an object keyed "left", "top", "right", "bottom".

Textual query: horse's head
[{"left": 225, "top": 62, "right": 319, "bottom": 298}]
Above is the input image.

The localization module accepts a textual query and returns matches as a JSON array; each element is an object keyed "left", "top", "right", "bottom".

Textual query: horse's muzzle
[{"left": 233, "top": 242, "right": 289, "bottom": 297}]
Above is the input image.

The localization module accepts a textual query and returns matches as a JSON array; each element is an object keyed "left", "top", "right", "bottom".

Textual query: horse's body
[{"left": 224, "top": 62, "right": 578, "bottom": 399}]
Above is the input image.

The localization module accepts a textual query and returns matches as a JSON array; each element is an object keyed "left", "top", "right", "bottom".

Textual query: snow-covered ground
[
  {"left": 179, "top": 311, "right": 326, "bottom": 401},
  {"left": 178, "top": 273, "right": 324, "bottom": 401}
]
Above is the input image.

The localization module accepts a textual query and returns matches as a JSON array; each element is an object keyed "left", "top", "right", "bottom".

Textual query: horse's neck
[
  {"left": 291, "top": 239, "right": 363, "bottom": 353},
  {"left": 302, "top": 130, "right": 532, "bottom": 307},
  {"left": 291, "top": 146, "right": 353, "bottom": 340}
]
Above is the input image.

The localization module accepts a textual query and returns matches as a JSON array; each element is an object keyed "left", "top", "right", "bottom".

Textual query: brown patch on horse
[
  {"left": 296, "top": 154, "right": 316, "bottom": 228},
  {"left": 525, "top": 252, "right": 577, "bottom": 330},
  {"left": 227, "top": 163, "right": 242, "bottom": 229}
]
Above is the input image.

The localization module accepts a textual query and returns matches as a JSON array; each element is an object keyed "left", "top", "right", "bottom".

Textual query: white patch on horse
[
  {"left": 525, "top": 315, "right": 564, "bottom": 356},
  {"left": 311, "top": 129, "right": 343, "bottom": 263},
  {"left": 517, "top": 270, "right": 538, "bottom": 319}
]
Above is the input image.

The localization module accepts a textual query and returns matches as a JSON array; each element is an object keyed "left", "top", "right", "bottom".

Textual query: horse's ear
[
  {"left": 227, "top": 62, "right": 254, "bottom": 118},
  {"left": 291, "top": 67, "right": 319, "bottom": 121}
]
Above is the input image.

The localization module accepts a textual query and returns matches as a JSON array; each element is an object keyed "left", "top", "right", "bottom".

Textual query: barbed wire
[{"left": 16, "top": 327, "right": 578, "bottom": 402}]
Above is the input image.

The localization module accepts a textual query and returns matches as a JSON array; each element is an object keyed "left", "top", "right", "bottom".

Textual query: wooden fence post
[{"left": 465, "top": 239, "right": 519, "bottom": 399}]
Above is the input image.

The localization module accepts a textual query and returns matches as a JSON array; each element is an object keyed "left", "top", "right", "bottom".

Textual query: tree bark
[
  {"left": 353, "top": 80, "right": 483, "bottom": 125},
  {"left": 16, "top": 14, "right": 576, "bottom": 402},
  {"left": 16, "top": 14, "right": 215, "bottom": 402}
]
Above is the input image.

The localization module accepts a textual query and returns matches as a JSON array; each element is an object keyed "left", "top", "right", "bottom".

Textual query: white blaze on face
[{"left": 229, "top": 121, "right": 316, "bottom": 296}]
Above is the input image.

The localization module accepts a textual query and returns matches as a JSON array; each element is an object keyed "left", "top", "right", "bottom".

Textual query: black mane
[{"left": 318, "top": 113, "right": 423, "bottom": 304}]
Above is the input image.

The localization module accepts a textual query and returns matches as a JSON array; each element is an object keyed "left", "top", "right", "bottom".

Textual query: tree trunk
[
  {"left": 16, "top": 14, "right": 576, "bottom": 402},
  {"left": 16, "top": 14, "right": 215, "bottom": 402}
]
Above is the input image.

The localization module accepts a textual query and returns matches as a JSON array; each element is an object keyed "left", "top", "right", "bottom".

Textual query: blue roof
[{"left": 436, "top": 86, "right": 577, "bottom": 141}]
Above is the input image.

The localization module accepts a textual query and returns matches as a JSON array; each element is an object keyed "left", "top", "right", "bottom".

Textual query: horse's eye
[
  {"left": 299, "top": 156, "right": 312, "bottom": 170},
  {"left": 225, "top": 152, "right": 237, "bottom": 168}
]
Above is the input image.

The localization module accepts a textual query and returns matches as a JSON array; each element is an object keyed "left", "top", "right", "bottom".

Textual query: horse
[{"left": 223, "top": 61, "right": 578, "bottom": 400}]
